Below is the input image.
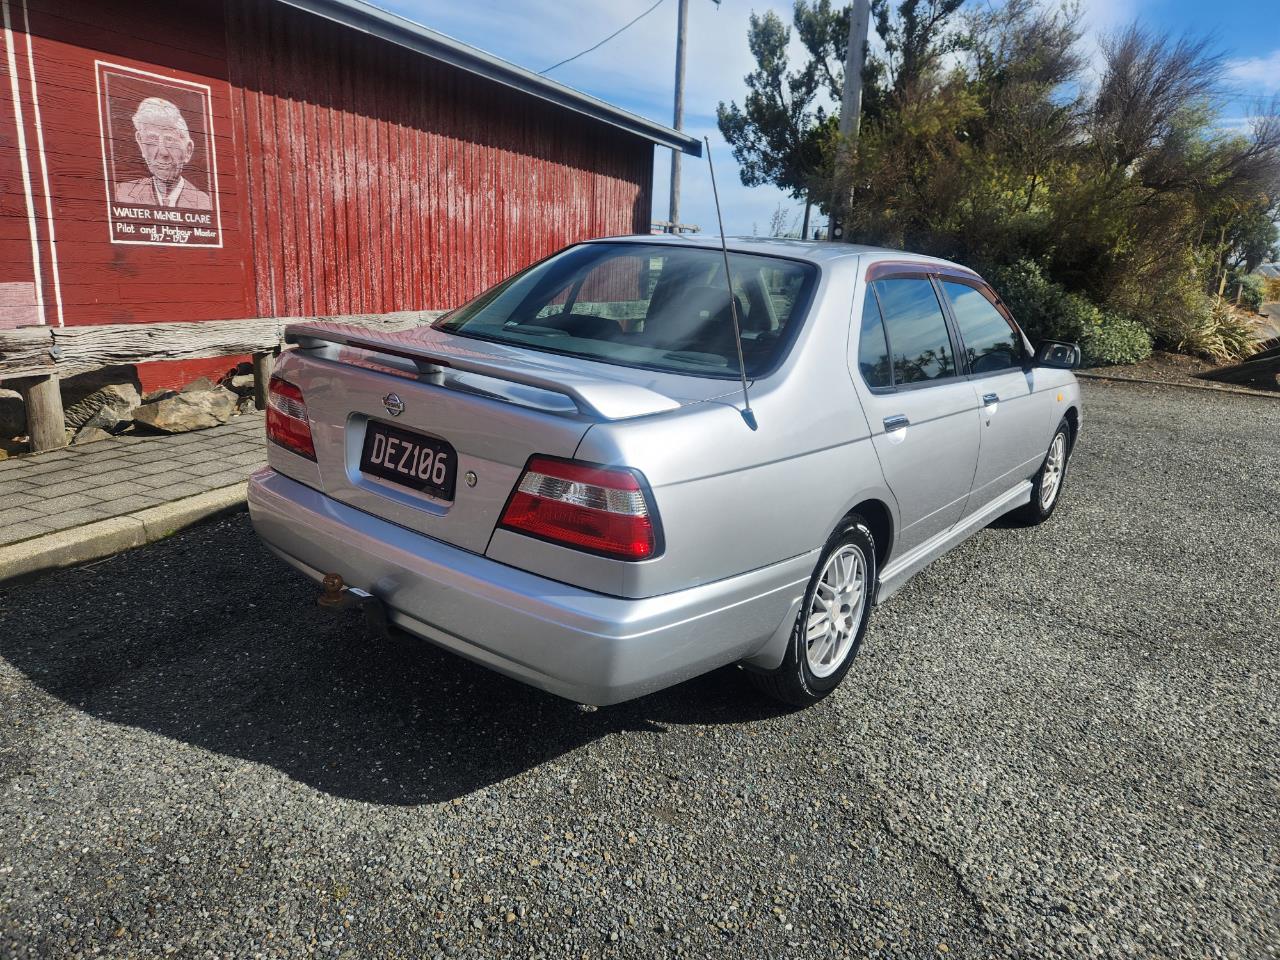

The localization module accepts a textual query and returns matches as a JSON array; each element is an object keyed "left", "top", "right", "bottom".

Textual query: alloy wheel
[
  {"left": 1040, "top": 432, "right": 1067, "bottom": 510},
  {"left": 804, "top": 545, "right": 866, "bottom": 678}
]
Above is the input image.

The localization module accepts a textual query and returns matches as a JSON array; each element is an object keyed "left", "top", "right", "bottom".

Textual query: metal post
[
  {"left": 829, "top": 0, "right": 870, "bottom": 240},
  {"left": 668, "top": 0, "right": 689, "bottom": 232}
]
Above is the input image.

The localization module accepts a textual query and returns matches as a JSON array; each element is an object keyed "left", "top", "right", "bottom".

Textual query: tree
[
  {"left": 1054, "top": 31, "right": 1280, "bottom": 330},
  {"left": 1233, "top": 204, "right": 1280, "bottom": 274},
  {"left": 869, "top": 0, "right": 966, "bottom": 96},
  {"left": 722, "top": 0, "right": 1280, "bottom": 361},
  {"left": 1203, "top": 197, "right": 1279, "bottom": 297},
  {"left": 768, "top": 203, "right": 799, "bottom": 237},
  {"left": 716, "top": 3, "right": 852, "bottom": 237},
  {"left": 832, "top": 1, "right": 1280, "bottom": 359}
]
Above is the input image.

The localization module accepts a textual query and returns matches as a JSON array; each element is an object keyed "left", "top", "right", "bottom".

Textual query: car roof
[{"left": 588, "top": 233, "right": 975, "bottom": 272}]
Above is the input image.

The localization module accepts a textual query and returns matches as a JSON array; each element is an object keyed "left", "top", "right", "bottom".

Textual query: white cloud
[
  {"left": 1214, "top": 117, "right": 1254, "bottom": 136},
  {"left": 1225, "top": 49, "right": 1280, "bottom": 96}
]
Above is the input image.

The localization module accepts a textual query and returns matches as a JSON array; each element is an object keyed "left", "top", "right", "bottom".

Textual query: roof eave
[{"left": 274, "top": 0, "right": 702, "bottom": 157}]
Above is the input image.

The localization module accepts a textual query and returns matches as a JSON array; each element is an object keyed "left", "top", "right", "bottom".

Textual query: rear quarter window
[{"left": 858, "top": 292, "right": 892, "bottom": 388}]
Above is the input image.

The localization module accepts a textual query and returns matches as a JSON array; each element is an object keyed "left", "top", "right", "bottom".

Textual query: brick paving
[{"left": 0, "top": 414, "right": 265, "bottom": 548}]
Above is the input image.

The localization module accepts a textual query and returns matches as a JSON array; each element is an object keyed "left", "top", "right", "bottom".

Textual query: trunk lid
[{"left": 278, "top": 321, "right": 736, "bottom": 554}]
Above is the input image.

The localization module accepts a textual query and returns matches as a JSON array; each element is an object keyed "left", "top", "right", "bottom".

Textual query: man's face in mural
[
  {"left": 106, "top": 77, "right": 216, "bottom": 229},
  {"left": 135, "top": 120, "right": 193, "bottom": 185}
]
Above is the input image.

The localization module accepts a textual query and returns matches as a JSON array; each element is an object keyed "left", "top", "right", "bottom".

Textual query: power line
[{"left": 539, "top": 0, "right": 668, "bottom": 75}]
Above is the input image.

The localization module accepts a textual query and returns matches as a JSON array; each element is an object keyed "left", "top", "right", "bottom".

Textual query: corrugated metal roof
[{"left": 273, "top": 0, "right": 702, "bottom": 157}]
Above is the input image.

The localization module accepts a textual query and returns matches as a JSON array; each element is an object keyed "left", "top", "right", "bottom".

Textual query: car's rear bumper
[{"left": 247, "top": 469, "right": 811, "bottom": 704}]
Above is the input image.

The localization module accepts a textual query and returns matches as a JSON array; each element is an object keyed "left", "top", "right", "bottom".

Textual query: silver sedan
[{"left": 249, "top": 235, "right": 1081, "bottom": 707}]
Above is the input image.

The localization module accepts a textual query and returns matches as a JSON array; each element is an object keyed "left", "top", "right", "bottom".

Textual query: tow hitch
[{"left": 317, "top": 573, "right": 391, "bottom": 639}]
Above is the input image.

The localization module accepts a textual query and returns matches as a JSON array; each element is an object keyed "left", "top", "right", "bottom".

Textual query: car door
[
  {"left": 853, "top": 274, "right": 981, "bottom": 555},
  {"left": 936, "top": 278, "right": 1054, "bottom": 512}
]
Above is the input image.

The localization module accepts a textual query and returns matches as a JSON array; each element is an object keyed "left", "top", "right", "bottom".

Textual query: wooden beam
[
  {"left": 0, "top": 311, "right": 443, "bottom": 382},
  {"left": 0, "top": 326, "right": 56, "bottom": 380},
  {"left": 14, "top": 374, "right": 66, "bottom": 453},
  {"left": 44, "top": 319, "right": 283, "bottom": 376}
]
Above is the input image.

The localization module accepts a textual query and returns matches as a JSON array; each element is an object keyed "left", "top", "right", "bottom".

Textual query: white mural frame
[{"left": 94, "top": 60, "right": 224, "bottom": 248}]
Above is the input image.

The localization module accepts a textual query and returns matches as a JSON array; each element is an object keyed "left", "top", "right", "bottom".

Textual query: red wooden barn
[{"left": 0, "top": 0, "right": 697, "bottom": 389}]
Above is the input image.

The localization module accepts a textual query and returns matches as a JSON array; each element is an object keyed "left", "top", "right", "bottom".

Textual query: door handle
[
  {"left": 883, "top": 414, "right": 909, "bottom": 432},
  {"left": 982, "top": 393, "right": 999, "bottom": 407}
]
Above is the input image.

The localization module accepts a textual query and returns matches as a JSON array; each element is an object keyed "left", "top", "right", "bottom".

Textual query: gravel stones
[{"left": 0, "top": 380, "right": 1276, "bottom": 959}]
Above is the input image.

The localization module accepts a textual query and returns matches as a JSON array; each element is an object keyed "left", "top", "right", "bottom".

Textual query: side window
[
  {"left": 857, "top": 291, "right": 892, "bottom": 388},
  {"left": 872, "top": 278, "right": 955, "bottom": 384},
  {"left": 941, "top": 281, "right": 1023, "bottom": 375}
]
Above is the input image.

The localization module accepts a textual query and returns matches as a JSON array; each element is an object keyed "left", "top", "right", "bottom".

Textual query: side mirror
[{"left": 1034, "top": 339, "right": 1081, "bottom": 370}]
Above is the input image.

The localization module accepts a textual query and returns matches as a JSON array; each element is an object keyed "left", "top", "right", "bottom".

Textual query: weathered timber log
[
  {"left": 13, "top": 375, "right": 66, "bottom": 452},
  {"left": 0, "top": 327, "right": 56, "bottom": 380},
  {"left": 0, "top": 311, "right": 443, "bottom": 450},
  {"left": 252, "top": 351, "right": 274, "bottom": 411},
  {"left": 0, "top": 311, "right": 439, "bottom": 380}
]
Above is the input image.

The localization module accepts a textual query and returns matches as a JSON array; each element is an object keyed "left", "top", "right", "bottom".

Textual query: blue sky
[{"left": 382, "top": 0, "right": 1279, "bottom": 236}]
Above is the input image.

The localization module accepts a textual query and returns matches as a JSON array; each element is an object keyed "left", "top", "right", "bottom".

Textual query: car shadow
[{"left": 0, "top": 522, "right": 792, "bottom": 806}]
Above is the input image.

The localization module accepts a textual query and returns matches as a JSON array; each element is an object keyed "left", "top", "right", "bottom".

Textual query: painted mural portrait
[
  {"left": 114, "top": 97, "right": 212, "bottom": 211},
  {"left": 97, "top": 61, "right": 222, "bottom": 247}
]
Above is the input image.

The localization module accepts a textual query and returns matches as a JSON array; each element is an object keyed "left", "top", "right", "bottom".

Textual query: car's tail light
[
  {"left": 265, "top": 377, "right": 316, "bottom": 460},
  {"left": 499, "top": 456, "right": 659, "bottom": 561}
]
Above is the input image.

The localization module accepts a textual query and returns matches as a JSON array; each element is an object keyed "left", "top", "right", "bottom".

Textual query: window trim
[
  {"left": 934, "top": 275, "right": 1033, "bottom": 380},
  {"left": 856, "top": 271, "right": 967, "bottom": 393},
  {"left": 865, "top": 259, "right": 983, "bottom": 285}
]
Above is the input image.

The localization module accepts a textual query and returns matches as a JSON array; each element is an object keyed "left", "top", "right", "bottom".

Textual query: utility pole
[
  {"left": 829, "top": 0, "right": 870, "bottom": 241},
  {"left": 668, "top": 0, "right": 689, "bottom": 232}
]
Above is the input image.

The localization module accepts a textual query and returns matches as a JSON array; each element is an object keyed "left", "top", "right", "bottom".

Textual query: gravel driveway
[{"left": 1, "top": 380, "right": 1277, "bottom": 959}]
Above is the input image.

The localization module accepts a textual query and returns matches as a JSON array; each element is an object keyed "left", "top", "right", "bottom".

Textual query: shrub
[
  {"left": 1107, "top": 253, "right": 1211, "bottom": 347},
  {"left": 1080, "top": 311, "right": 1153, "bottom": 366},
  {"left": 1265, "top": 276, "right": 1280, "bottom": 303},
  {"left": 1229, "top": 274, "right": 1265, "bottom": 313},
  {"left": 1174, "top": 298, "right": 1259, "bottom": 362},
  {"left": 990, "top": 260, "right": 1151, "bottom": 365},
  {"left": 990, "top": 260, "right": 1092, "bottom": 343}
]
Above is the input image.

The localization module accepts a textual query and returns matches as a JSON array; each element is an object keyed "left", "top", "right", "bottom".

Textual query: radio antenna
[{"left": 704, "top": 136, "right": 757, "bottom": 430}]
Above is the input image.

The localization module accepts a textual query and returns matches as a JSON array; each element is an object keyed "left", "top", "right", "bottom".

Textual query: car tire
[
  {"left": 1014, "top": 418, "right": 1073, "bottom": 525},
  {"left": 748, "top": 517, "right": 877, "bottom": 708}
]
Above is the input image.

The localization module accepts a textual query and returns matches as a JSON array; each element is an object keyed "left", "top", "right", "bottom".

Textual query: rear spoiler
[{"left": 284, "top": 321, "right": 682, "bottom": 421}]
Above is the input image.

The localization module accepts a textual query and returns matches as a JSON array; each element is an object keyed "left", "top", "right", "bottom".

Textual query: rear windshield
[{"left": 434, "top": 243, "right": 818, "bottom": 378}]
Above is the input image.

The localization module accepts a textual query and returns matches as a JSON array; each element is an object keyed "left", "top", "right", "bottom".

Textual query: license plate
[{"left": 359, "top": 420, "right": 457, "bottom": 501}]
